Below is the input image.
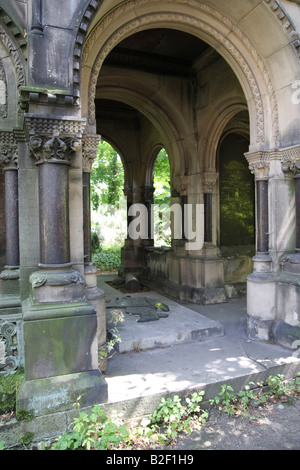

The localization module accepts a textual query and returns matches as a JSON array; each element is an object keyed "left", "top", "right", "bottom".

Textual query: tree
[
  {"left": 90, "top": 140, "right": 124, "bottom": 211},
  {"left": 153, "top": 148, "right": 171, "bottom": 206}
]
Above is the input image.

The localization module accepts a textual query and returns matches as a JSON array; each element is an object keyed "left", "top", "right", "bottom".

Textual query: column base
[
  {"left": 84, "top": 263, "right": 107, "bottom": 372},
  {"left": 17, "top": 370, "right": 108, "bottom": 417},
  {"left": 0, "top": 266, "right": 21, "bottom": 315},
  {"left": 246, "top": 254, "right": 276, "bottom": 341}
]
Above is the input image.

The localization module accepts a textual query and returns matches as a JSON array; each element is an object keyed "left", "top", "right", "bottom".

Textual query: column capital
[
  {"left": 245, "top": 150, "right": 271, "bottom": 180},
  {"left": 280, "top": 145, "right": 300, "bottom": 178},
  {"left": 0, "top": 131, "right": 18, "bottom": 170},
  {"left": 82, "top": 133, "right": 101, "bottom": 172},
  {"left": 25, "top": 114, "right": 86, "bottom": 165},
  {"left": 201, "top": 171, "right": 218, "bottom": 193},
  {"left": 171, "top": 175, "right": 188, "bottom": 196}
]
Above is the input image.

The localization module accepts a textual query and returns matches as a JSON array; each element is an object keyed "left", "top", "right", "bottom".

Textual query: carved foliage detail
[
  {"left": 29, "top": 134, "right": 81, "bottom": 164},
  {"left": 0, "top": 321, "right": 19, "bottom": 374}
]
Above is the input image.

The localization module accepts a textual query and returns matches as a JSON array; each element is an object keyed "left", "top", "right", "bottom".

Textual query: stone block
[{"left": 17, "top": 370, "right": 108, "bottom": 417}]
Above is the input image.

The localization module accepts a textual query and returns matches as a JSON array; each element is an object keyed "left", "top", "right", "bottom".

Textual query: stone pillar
[
  {"left": 17, "top": 117, "right": 107, "bottom": 417},
  {"left": 82, "top": 134, "right": 106, "bottom": 371},
  {"left": 274, "top": 151, "right": 300, "bottom": 348},
  {"left": 0, "top": 134, "right": 21, "bottom": 314},
  {"left": 143, "top": 185, "right": 155, "bottom": 247},
  {"left": 245, "top": 152, "right": 275, "bottom": 341}
]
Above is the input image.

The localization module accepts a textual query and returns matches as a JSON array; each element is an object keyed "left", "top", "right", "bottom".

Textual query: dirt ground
[{"left": 171, "top": 398, "right": 300, "bottom": 450}]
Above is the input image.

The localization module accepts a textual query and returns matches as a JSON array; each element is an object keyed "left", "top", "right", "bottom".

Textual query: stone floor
[{"left": 98, "top": 274, "right": 300, "bottom": 419}]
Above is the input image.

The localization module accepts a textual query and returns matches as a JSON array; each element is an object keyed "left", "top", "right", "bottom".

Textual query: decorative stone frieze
[{"left": 25, "top": 115, "right": 86, "bottom": 138}]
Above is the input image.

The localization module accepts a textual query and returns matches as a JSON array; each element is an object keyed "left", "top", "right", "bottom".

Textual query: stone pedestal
[{"left": 164, "top": 244, "right": 226, "bottom": 304}]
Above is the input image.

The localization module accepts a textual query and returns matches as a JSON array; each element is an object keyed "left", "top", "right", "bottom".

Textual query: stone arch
[
  {"left": 80, "top": 0, "right": 293, "bottom": 151},
  {"left": 0, "top": 20, "right": 26, "bottom": 126},
  {"left": 95, "top": 84, "right": 186, "bottom": 177},
  {"left": 145, "top": 143, "right": 166, "bottom": 188},
  {"left": 97, "top": 133, "right": 130, "bottom": 186},
  {"left": 200, "top": 101, "right": 249, "bottom": 171}
]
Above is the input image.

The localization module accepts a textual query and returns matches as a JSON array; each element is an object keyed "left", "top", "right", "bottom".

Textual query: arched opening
[
  {"left": 153, "top": 148, "right": 171, "bottom": 248},
  {"left": 218, "top": 131, "right": 255, "bottom": 296},
  {"left": 91, "top": 24, "right": 253, "bottom": 291},
  {"left": 219, "top": 133, "right": 255, "bottom": 247},
  {"left": 90, "top": 139, "right": 126, "bottom": 272}
]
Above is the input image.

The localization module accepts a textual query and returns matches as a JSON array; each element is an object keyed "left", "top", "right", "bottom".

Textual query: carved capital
[
  {"left": 280, "top": 145, "right": 300, "bottom": 178},
  {"left": 0, "top": 144, "right": 18, "bottom": 169},
  {"left": 82, "top": 133, "right": 101, "bottom": 172},
  {"left": 29, "top": 134, "right": 81, "bottom": 165},
  {"left": 25, "top": 115, "right": 86, "bottom": 165},
  {"left": 245, "top": 151, "right": 270, "bottom": 180},
  {"left": 202, "top": 172, "right": 218, "bottom": 193},
  {"left": 171, "top": 176, "right": 188, "bottom": 196}
]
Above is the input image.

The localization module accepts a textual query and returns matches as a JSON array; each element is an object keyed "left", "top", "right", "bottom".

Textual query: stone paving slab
[{"left": 105, "top": 291, "right": 224, "bottom": 353}]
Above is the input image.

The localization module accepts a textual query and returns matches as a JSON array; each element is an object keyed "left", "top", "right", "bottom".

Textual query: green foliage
[
  {"left": 0, "top": 369, "right": 24, "bottom": 415},
  {"left": 153, "top": 148, "right": 171, "bottom": 207},
  {"left": 91, "top": 231, "right": 101, "bottom": 253},
  {"left": 92, "top": 247, "right": 121, "bottom": 271},
  {"left": 50, "top": 404, "right": 129, "bottom": 450},
  {"left": 209, "top": 373, "right": 300, "bottom": 418},
  {"left": 91, "top": 140, "right": 125, "bottom": 211},
  {"left": 98, "top": 309, "right": 124, "bottom": 369},
  {"left": 137, "top": 391, "right": 208, "bottom": 445},
  {"left": 153, "top": 148, "right": 171, "bottom": 246}
]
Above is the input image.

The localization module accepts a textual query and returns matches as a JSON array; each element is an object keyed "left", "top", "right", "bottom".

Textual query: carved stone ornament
[
  {"left": 0, "top": 321, "right": 19, "bottom": 374},
  {"left": 82, "top": 133, "right": 101, "bottom": 172},
  {"left": 281, "top": 146, "right": 300, "bottom": 177},
  {"left": 171, "top": 176, "right": 188, "bottom": 196},
  {"left": 0, "top": 144, "right": 18, "bottom": 169},
  {"left": 245, "top": 151, "right": 271, "bottom": 180},
  {"left": 202, "top": 172, "right": 218, "bottom": 193},
  {"left": 29, "top": 134, "right": 81, "bottom": 164},
  {"left": 25, "top": 115, "right": 86, "bottom": 164}
]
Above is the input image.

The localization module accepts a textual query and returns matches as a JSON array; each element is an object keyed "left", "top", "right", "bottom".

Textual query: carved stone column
[
  {"left": 0, "top": 132, "right": 22, "bottom": 374},
  {"left": 0, "top": 133, "right": 21, "bottom": 314},
  {"left": 82, "top": 134, "right": 106, "bottom": 371},
  {"left": 245, "top": 151, "right": 275, "bottom": 341},
  {"left": 17, "top": 116, "right": 107, "bottom": 417}
]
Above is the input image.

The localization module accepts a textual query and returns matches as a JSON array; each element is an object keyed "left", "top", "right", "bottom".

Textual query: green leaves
[
  {"left": 50, "top": 404, "right": 129, "bottom": 451},
  {"left": 91, "top": 140, "right": 124, "bottom": 211},
  {"left": 92, "top": 247, "right": 121, "bottom": 271}
]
